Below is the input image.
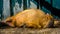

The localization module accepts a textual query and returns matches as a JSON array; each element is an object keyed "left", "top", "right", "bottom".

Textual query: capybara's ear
[{"left": 46, "top": 13, "right": 53, "bottom": 19}]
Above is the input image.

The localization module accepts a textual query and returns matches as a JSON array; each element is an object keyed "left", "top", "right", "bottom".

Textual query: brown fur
[{"left": 4, "top": 9, "right": 53, "bottom": 28}]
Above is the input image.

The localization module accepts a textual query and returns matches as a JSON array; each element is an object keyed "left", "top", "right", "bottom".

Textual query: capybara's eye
[{"left": 6, "top": 19, "right": 12, "bottom": 22}]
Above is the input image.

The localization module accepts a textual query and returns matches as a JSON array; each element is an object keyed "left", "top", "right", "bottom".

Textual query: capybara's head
[{"left": 3, "top": 17, "right": 15, "bottom": 27}]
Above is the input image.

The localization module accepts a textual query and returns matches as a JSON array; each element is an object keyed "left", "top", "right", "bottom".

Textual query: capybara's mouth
[{"left": 0, "top": 21, "right": 12, "bottom": 29}]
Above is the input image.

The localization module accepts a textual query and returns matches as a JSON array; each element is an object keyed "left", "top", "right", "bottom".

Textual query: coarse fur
[{"left": 4, "top": 9, "right": 54, "bottom": 28}]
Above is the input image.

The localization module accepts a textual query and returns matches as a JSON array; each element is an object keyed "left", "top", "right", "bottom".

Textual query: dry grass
[{"left": 0, "top": 28, "right": 60, "bottom": 34}]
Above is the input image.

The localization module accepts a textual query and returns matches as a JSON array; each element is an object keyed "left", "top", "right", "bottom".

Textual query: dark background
[{"left": 0, "top": 0, "right": 60, "bottom": 20}]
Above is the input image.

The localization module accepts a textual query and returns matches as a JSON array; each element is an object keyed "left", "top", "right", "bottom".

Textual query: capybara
[{"left": 3, "top": 9, "right": 54, "bottom": 28}]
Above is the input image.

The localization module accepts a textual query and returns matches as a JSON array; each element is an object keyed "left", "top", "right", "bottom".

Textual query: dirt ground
[{"left": 0, "top": 28, "right": 60, "bottom": 34}]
